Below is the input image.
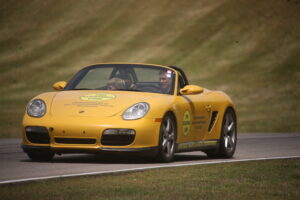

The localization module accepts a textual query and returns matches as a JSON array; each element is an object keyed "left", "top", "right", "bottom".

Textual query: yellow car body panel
[
  {"left": 23, "top": 91, "right": 173, "bottom": 149},
  {"left": 22, "top": 63, "right": 237, "bottom": 162}
]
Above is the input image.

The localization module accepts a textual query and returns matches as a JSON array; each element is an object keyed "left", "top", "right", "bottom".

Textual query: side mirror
[
  {"left": 180, "top": 85, "right": 203, "bottom": 95},
  {"left": 53, "top": 81, "right": 67, "bottom": 91}
]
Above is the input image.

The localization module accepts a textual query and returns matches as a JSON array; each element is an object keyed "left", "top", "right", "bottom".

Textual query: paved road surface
[{"left": 0, "top": 133, "right": 299, "bottom": 184}]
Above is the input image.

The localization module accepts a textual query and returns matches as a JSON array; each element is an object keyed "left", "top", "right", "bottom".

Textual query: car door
[
  {"left": 175, "top": 73, "right": 212, "bottom": 142},
  {"left": 174, "top": 95, "right": 195, "bottom": 143},
  {"left": 184, "top": 91, "right": 212, "bottom": 141}
]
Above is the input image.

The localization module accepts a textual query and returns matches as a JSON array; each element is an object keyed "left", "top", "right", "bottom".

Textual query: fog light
[{"left": 103, "top": 129, "right": 135, "bottom": 135}]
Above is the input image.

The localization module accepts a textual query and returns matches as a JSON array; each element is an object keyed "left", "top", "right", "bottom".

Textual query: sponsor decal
[
  {"left": 183, "top": 110, "right": 191, "bottom": 136},
  {"left": 192, "top": 115, "right": 206, "bottom": 130},
  {"left": 80, "top": 93, "right": 115, "bottom": 101}
]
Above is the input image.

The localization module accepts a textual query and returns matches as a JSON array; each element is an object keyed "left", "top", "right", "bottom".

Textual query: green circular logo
[
  {"left": 183, "top": 111, "right": 191, "bottom": 136},
  {"left": 80, "top": 93, "right": 115, "bottom": 101}
]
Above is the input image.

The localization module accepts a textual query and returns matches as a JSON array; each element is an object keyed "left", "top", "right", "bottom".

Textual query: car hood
[{"left": 49, "top": 90, "right": 165, "bottom": 117}]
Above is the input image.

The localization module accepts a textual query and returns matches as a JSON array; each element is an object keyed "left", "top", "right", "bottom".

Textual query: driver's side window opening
[{"left": 177, "top": 75, "right": 185, "bottom": 94}]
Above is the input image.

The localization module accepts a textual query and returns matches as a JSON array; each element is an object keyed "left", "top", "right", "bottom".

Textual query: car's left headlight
[
  {"left": 122, "top": 102, "right": 150, "bottom": 120},
  {"left": 27, "top": 99, "right": 46, "bottom": 117}
]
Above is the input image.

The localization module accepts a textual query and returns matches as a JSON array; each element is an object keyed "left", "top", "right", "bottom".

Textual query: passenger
[
  {"left": 114, "top": 74, "right": 137, "bottom": 90},
  {"left": 106, "top": 77, "right": 126, "bottom": 90}
]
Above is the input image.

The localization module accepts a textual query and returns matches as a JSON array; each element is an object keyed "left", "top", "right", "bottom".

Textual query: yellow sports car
[{"left": 22, "top": 63, "right": 237, "bottom": 162}]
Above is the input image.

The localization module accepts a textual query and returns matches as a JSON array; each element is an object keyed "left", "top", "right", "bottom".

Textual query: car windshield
[{"left": 65, "top": 64, "right": 176, "bottom": 95}]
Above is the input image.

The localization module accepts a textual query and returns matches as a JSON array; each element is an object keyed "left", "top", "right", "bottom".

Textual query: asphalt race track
[{"left": 0, "top": 133, "right": 299, "bottom": 184}]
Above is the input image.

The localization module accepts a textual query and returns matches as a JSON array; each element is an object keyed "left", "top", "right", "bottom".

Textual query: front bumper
[{"left": 22, "top": 115, "right": 161, "bottom": 155}]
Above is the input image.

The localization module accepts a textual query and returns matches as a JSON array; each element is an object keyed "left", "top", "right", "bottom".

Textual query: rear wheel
[
  {"left": 26, "top": 150, "right": 55, "bottom": 162},
  {"left": 157, "top": 113, "right": 176, "bottom": 162},
  {"left": 206, "top": 108, "right": 237, "bottom": 158}
]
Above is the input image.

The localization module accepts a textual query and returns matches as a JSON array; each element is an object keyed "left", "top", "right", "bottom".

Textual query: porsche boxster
[{"left": 22, "top": 63, "right": 237, "bottom": 162}]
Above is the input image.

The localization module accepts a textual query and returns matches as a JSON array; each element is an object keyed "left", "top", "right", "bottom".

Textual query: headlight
[
  {"left": 27, "top": 99, "right": 46, "bottom": 117},
  {"left": 122, "top": 102, "right": 150, "bottom": 120}
]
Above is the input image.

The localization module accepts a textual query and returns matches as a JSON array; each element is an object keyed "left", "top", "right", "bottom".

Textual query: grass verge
[{"left": 0, "top": 158, "right": 299, "bottom": 200}]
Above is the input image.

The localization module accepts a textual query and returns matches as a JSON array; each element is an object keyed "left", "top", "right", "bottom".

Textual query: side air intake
[{"left": 208, "top": 111, "right": 218, "bottom": 132}]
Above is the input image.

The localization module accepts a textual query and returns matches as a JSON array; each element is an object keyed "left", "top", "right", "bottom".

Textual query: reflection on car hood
[{"left": 50, "top": 90, "right": 164, "bottom": 117}]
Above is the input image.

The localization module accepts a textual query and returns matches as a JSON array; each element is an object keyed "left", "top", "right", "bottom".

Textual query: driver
[{"left": 159, "top": 70, "right": 173, "bottom": 94}]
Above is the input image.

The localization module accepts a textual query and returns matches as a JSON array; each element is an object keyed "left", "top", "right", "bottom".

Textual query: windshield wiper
[
  {"left": 70, "top": 88, "right": 144, "bottom": 92},
  {"left": 116, "top": 89, "right": 143, "bottom": 92},
  {"left": 71, "top": 88, "right": 91, "bottom": 90}
]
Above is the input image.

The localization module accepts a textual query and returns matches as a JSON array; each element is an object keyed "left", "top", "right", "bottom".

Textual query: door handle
[{"left": 205, "top": 105, "right": 212, "bottom": 112}]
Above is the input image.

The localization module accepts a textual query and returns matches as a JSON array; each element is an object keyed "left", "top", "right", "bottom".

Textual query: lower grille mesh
[
  {"left": 55, "top": 138, "right": 96, "bottom": 144},
  {"left": 26, "top": 126, "right": 50, "bottom": 144},
  {"left": 101, "top": 134, "right": 135, "bottom": 146}
]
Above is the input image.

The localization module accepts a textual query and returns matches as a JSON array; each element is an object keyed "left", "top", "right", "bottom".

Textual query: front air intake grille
[
  {"left": 101, "top": 135, "right": 135, "bottom": 146},
  {"left": 55, "top": 138, "right": 96, "bottom": 144},
  {"left": 101, "top": 129, "right": 136, "bottom": 146},
  {"left": 25, "top": 126, "right": 50, "bottom": 144}
]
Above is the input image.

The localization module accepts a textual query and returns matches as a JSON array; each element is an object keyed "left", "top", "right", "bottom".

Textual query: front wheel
[
  {"left": 157, "top": 113, "right": 176, "bottom": 162},
  {"left": 206, "top": 108, "right": 237, "bottom": 158}
]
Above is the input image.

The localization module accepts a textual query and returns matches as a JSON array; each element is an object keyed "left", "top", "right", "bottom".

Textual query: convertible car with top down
[{"left": 22, "top": 63, "right": 237, "bottom": 162}]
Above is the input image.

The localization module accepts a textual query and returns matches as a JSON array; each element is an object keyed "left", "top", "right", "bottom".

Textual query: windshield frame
[{"left": 64, "top": 64, "right": 178, "bottom": 95}]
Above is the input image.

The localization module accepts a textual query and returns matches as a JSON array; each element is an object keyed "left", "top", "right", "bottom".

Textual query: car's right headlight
[
  {"left": 27, "top": 99, "right": 46, "bottom": 117},
  {"left": 122, "top": 102, "right": 150, "bottom": 120}
]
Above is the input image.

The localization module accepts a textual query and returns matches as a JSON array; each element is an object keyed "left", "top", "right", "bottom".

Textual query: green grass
[
  {"left": 0, "top": 159, "right": 299, "bottom": 200},
  {"left": 0, "top": 0, "right": 300, "bottom": 137}
]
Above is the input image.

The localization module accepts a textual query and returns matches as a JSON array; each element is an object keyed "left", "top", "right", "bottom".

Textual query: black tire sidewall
[
  {"left": 219, "top": 108, "right": 237, "bottom": 158},
  {"left": 157, "top": 113, "right": 176, "bottom": 162}
]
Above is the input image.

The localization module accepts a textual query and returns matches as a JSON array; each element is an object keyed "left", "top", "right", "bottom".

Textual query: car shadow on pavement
[{"left": 21, "top": 152, "right": 209, "bottom": 164}]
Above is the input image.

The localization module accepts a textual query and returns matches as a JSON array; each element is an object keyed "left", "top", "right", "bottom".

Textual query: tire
[
  {"left": 157, "top": 113, "right": 176, "bottom": 162},
  {"left": 206, "top": 108, "right": 237, "bottom": 158},
  {"left": 26, "top": 150, "right": 55, "bottom": 162}
]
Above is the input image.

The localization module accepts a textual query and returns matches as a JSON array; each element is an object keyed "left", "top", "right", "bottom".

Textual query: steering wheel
[{"left": 139, "top": 85, "right": 161, "bottom": 93}]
